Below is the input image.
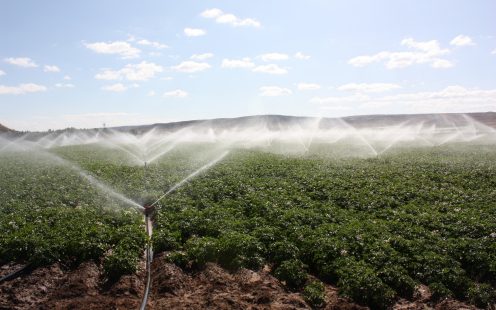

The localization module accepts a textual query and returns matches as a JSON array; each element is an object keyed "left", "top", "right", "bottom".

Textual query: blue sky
[{"left": 1, "top": 0, "right": 495, "bottom": 131}]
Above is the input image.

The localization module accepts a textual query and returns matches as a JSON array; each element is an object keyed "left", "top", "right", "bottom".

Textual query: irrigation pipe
[
  {"left": 0, "top": 264, "right": 33, "bottom": 283},
  {"left": 139, "top": 212, "right": 153, "bottom": 310}
]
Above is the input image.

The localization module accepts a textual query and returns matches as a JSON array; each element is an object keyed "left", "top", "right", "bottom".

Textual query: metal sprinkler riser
[{"left": 142, "top": 204, "right": 155, "bottom": 216}]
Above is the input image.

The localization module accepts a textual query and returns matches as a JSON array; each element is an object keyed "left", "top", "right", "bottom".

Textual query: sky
[{"left": 1, "top": 0, "right": 495, "bottom": 131}]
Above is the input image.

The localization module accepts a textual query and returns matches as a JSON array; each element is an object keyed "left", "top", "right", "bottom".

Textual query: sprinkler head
[{"left": 143, "top": 204, "right": 155, "bottom": 216}]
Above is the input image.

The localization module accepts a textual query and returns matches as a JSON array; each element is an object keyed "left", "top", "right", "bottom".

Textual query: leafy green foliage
[
  {"left": 150, "top": 145, "right": 496, "bottom": 308},
  {"left": 216, "top": 232, "right": 264, "bottom": 270},
  {"left": 103, "top": 241, "right": 142, "bottom": 281},
  {"left": 0, "top": 151, "right": 146, "bottom": 279},
  {"left": 165, "top": 251, "right": 189, "bottom": 269},
  {"left": 274, "top": 259, "right": 308, "bottom": 290},
  {"left": 303, "top": 280, "right": 326, "bottom": 308},
  {"left": 466, "top": 283, "right": 496, "bottom": 308},
  {"left": 185, "top": 236, "right": 218, "bottom": 267},
  {"left": 429, "top": 282, "right": 452, "bottom": 301},
  {"left": 335, "top": 257, "right": 396, "bottom": 308},
  {"left": 1, "top": 143, "right": 496, "bottom": 308}
]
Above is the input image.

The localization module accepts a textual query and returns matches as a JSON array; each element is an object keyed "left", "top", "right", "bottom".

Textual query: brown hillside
[{"left": 0, "top": 123, "right": 11, "bottom": 132}]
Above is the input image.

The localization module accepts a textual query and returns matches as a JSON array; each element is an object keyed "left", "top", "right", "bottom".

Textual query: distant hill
[
  {"left": 342, "top": 112, "right": 496, "bottom": 129},
  {"left": 112, "top": 112, "right": 496, "bottom": 134},
  {"left": 0, "top": 123, "right": 11, "bottom": 133},
  {"left": 3, "top": 112, "right": 496, "bottom": 137}
]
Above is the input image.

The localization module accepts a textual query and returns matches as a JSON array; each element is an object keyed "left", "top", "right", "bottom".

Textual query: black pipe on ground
[{"left": 0, "top": 263, "right": 33, "bottom": 283}]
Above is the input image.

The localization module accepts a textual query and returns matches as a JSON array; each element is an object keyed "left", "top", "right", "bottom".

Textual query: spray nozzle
[{"left": 143, "top": 204, "right": 155, "bottom": 216}]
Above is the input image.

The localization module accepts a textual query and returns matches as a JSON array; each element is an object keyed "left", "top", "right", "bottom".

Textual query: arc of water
[
  {"left": 66, "top": 160, "right": 144, "bottom": 210},
  {"left": 146, "top": 143, "right": 177, "bottom": 164},
  {"left": 3, "top": 138, "right": 143, "bottom": 210},
  {"left": 150, "top": 150, "right": 230, "bottom": 207},
  {"left": 0, "top": 134, "right": 30, "bottom": 152},
  {"left": 337, "top": 118, "right": 378, "bottom": 156},
  {"left": 303, "top": 117, "right": 322, "bottom": 153},
  {"left": 375, "top": 121, "right": 415, "bottom": 155},
  {"left": 104, "top": 141, "right": 146, "bottom": 165}
]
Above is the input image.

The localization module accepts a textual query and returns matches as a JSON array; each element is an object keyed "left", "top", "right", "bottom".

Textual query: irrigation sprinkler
[
  {"left": 140, "top": 161, "right": 154, "bottom": 310},
  {"left": 139, "top": 151, "right": 230, "bottom": 309},
  {"left": 142, "top": 204, "right": 155, "bottom": 217}
]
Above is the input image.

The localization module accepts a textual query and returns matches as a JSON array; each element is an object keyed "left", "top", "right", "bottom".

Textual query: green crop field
[{"left": 1, "top": 141, "right": 496, "bottom": 308}]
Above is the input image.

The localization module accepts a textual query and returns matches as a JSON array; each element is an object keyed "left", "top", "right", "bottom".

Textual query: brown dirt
[
  {"left": 0, "top": 256, "right": 483, "bottom": 310},
  {"left": 148, "top": 256, "right": 365, "bottom": 310},
  {"left": 0, "top": 261, "right": 145, "bottom": 310}
]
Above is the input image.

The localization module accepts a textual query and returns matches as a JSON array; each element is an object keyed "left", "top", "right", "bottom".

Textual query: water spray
[{"left": 149, "top": 150, "right": 230, "bottom": 208}]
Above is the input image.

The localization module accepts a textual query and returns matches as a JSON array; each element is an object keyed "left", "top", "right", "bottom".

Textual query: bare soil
[{"left": 0, "top": 255, "right": 481, "bottom": 310}]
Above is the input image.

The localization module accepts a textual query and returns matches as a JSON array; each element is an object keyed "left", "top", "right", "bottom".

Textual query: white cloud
[
  {"left": 0, "top": 83, "right": 47, "bottom": 95},
  {"left": 63, "top": 75, "right": 71, "bottom": 80},
  {"left": 431, "top": 59, "right": 454, "bottom": 69},
  {"left": 401, "top": 38, "right": 446, "bottom": 53},
  {"left": 311, "top": 85, "right": 496, "bottom": 112},
  {"left": 55, "top": 83, "right": 75, "bottom": 88},
  {"left": 492, "top": 49, "right": 496, "bottom": 55},
  {"left": 191, "top": 53, "right": 214, "bottom": 60},
  {"left": 0, "top": 70, "right": 5, "bottom": 76},
  {"left": 4, "top": 57, "right": 38, "bottom": 68},
  {"left": 259, "top": 53, "right": 289, "bottom": 62},
  {"left": 200, "top": 8, "right": 223, "bottom": 18},
  {"left": 184, "top": 28, "right": 207, "bottom": 37},
  {"left": 294, "top": 52, "right": 311, "bottom": 60},
  {"left": 147, "top": 90, "right": 156, "bottom": 97},
  {"left": 297, "top": 83, "right": 321, "bottom": 91},
  {"left": 337, "top": 83, "right": 401, "bottom": 93},
  {"left": 44, "top": 65, "right": 60, "bottom": 72},
  {"left": 102, "top": 83, "right": 127, "bottom": 92},
  {"left": 95, "top": 70, "right": 120, "bottom": 80},
  {"left": 450, "top": 35, "right": 475, "bottom": 47},
  {"left": 252, "top": 64, "right": 288, "bottom": 75},
  {"left": 172, "top": 61, "right": 211, "bottom": 73},
  {"left": 136, "top": 39, "right": 168, "bottom": 49},
  {"left": 95, "top": 61, "right": 163, "bottom": 81},
  {"left": 221, "top": 58, "right": 255, "bottom": 69},
  {"left": 401, "top": 86, "right": 496, "bottom": 111},
  {"left": 84, "top": 41, "right": 140, "bottom": 59},
  {"left": 349, "top": 38, "right": 452, "bottom": 69},
  {"left": 348, "top": 55, "right": 379, "bottom": 67},
  {"left": 259, "top": 86, "right": 292, "bottom": 97},
  {"left": 200, "top": 8, "right": 261, "bottom": 27},
  {"left": 164, "top": 89, "right": 188, "bottom": 98}
]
